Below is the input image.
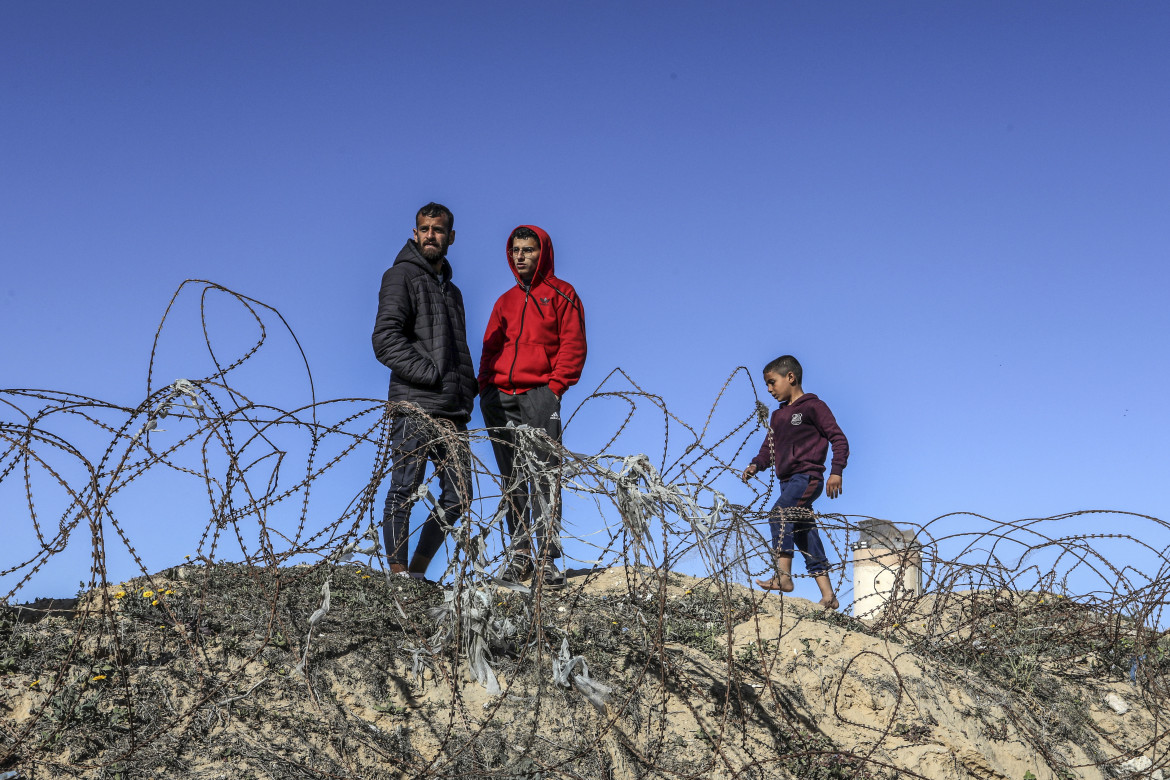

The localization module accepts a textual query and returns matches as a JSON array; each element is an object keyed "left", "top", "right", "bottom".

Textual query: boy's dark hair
[
  {"left": 510, "top": 226, "right": 539, "bottom": 246},
  {"left": 764, "top": 355, "right": 803, "bottom": 384},
  {"left": 416, "top": 202, "right": 453, "bottom": 230}
]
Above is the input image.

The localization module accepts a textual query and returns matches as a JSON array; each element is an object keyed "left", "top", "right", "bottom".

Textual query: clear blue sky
[{"left": 3, "top": 2, "right": 1168, "bottom": 601}]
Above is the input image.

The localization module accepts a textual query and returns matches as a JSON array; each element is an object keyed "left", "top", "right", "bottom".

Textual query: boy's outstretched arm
[{"left": 826, "top": 474, "right": 842, "bottom": 499}]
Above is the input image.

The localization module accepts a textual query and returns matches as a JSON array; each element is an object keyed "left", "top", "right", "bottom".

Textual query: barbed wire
[{"left": 1, "top": 281, "right": 1166, "bottom": 779}]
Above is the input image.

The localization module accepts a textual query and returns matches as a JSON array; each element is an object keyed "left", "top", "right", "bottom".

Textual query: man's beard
[{"left": 420, "top": 244, "right": 443, "bottom": 261}]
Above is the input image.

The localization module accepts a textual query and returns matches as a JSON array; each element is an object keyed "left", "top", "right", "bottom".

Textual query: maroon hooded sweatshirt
[
  {"left": 749, "top": 394, "right": 849, "bottom": 482},
  {"left": 478, "top": 225, "right": 587, "bottom": 397}
]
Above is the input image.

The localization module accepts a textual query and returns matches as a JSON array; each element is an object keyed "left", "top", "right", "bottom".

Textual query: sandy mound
[{"left": 1, "top": 563, "right": 1165, "bottom": 779}]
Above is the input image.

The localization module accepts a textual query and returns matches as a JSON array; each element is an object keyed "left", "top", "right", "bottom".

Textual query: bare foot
[
  {"left": 818, "top": 595, "right": 840, "bottom": 611},
  {"left": 755, "top": 573, "right": 794, "bottom": 592}
]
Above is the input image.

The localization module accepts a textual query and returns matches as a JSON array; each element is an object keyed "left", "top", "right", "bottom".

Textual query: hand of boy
[
  {"left": 826, "top": 474, "right": 843, "bottom": 499},
  {"left": 741, "top": 463, "right": 759, "bottom": 482}
]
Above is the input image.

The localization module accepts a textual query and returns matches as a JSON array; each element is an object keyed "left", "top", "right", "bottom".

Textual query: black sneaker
[
  {"left": 501, "top": 554, "right": 534, "bottom": 584},
  {"left": 539, "top": 563, "right": 566, "bottom": 591}
]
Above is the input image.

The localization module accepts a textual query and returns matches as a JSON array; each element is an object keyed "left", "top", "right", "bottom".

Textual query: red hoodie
[{"left": 478, "top": 225, "right": 587, "bottom": 397}]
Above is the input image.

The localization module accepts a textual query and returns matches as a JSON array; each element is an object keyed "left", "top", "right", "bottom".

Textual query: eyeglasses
[{"left": 510, "top": 247, "right": 539, "bottom": 257}]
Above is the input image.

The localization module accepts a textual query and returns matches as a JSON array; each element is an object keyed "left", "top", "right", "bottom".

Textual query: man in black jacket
[{"left": 372, "top": 202, "right": 477, "bottom": 578}]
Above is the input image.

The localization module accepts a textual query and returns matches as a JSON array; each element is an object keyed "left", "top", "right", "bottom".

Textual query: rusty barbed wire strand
[{"left": 1, "top": 281, "right": 1166, "bottom": 780}]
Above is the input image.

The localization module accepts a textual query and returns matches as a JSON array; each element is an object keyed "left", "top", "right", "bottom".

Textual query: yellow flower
[
  {"left": 115, "top": 591, "right": 126, "bottom": 599},
  {"left": 29, "top": 679, "right": 40, "bottom": 688},
  {"left": 685, "top": 589, "right": 692, "bottom": 595},
  {"left": 989, "top": 623, "right": 996, "bottom": 628},
  {"left": 151, "top": 600, "right": 159, "bottom": 606},
  {"left": 357, "top": 569, "right": 363, "bottom": 574},
  {"left": 142, "top": 590, "right": 154, "bottom": 598},
  {"left": 892, "top": 622, "right": 900, "bottom": 628},
  {"left": 92, "top": 674, "right": 107, "bottom": 682},
  {"left": 184, "top": 555, "right": 190, "bottom": 559},
  {"left": 164, "top": 589, "right": 174, "bottom": 595},
  {"left": 362, "top": 575, "right": 371, "bottom": 580}
]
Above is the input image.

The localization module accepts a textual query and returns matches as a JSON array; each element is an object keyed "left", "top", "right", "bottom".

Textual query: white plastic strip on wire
[
  {"left": 563, "top": 452, "right": 729, "bottom": 550},
  {"left": 131, "top": 378, "right": 205, "bottom": 441}
]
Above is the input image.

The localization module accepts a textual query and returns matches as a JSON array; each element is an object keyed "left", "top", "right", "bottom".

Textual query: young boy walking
[
  {"left": 742, "top": 355, "right": 848, "bottom": 609},
  {"left": 479, "top": 225, "right": 587, "bottom": 589}
]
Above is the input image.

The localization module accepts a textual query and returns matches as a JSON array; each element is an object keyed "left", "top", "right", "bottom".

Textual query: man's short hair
[
  {"left": 764, "top": 355, "right": 803, "bottom": 384},
  {"left": 510, "top": 226, "right": 539, "bottom": 246},
  {"left": 416, "top": 202, "right": 453, "bottom": 230}
]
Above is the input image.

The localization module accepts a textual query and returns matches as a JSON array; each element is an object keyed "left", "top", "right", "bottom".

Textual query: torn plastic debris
[
  {"left": 336, "top": 527, "right": 380, "bottom": 563},
  {"left": 568, "top": 453, "right": 724, "bottom": 545},
  {"left": 426, "top": 584, "right": 522, "bottom": 696},
  {"left": 552, "top": 637, "right": 612, "bottom": 709},
  {"left": 131, "top": 378, "right": 206, "bottom": 441},
  {"left": 293, "top": 578, "right": 331, "bottom": 676}
]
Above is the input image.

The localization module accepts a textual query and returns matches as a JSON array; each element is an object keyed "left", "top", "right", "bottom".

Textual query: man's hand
[
  {"left": 741, "top": 463, "right": 759, "bottom": 482},
  {"left": 826, "top": 474, "right": 843, "bottom": 499}
]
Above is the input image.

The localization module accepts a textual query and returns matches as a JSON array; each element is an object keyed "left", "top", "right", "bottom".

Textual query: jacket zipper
[{"left": 507, "top": 285, "right": 531, "bottom": 391}]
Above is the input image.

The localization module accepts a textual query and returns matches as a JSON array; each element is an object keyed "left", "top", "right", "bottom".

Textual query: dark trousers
[
  {"left": 381, "top": 415, "right": 471, "bottom": 568},
  {"left": 479, "top": 385, "right": 563, "bottom": 560},
  {"left": 768, "top": 473, "right": 829, "bottom": 575}
]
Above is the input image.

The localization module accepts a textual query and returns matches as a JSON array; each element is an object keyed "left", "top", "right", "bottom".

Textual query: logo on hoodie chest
[
  {"left": 790, "top": 413, "right": 803, "bottom": 425},
  {"left": 539, "top": 296, "right": 551, "bottom": 305}
]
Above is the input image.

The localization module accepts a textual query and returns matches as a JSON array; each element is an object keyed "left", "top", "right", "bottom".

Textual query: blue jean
[
  {"left": 381, "top": 415, "right": 472, "bottom": 568},
  {"left": 768, "top": 473, "right": 829, "bottom": 575}
]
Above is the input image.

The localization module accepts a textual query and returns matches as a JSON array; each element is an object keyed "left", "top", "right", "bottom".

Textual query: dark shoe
[
  {"left": 501, "top": 554, "right": 534, "bottom": 584},
  {"left": 539, "top": 563, "right": 566, "bottom": 591}
]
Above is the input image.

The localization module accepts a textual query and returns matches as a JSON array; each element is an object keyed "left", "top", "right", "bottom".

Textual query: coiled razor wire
[{"left": 0, "top": 280, "right": 1167, "bottom": 780}]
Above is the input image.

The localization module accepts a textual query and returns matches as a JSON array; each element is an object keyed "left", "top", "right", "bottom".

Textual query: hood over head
[{"left": 506, "top": 225, "right": 553, "bottom": 286}]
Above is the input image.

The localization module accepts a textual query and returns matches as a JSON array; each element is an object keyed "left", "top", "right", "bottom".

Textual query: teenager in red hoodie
[{"left": 479, "top": 225, "right": 587, "bottom": 589}]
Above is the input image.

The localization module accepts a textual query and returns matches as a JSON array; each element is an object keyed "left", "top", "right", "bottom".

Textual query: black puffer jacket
[{"left": 372, "top": 241, "right": 477, "bottom": 421}]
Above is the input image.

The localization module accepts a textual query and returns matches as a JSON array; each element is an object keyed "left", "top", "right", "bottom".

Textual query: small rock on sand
[{"left": 1105, "top": 692, "right": 1130, "bottom": 715}]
